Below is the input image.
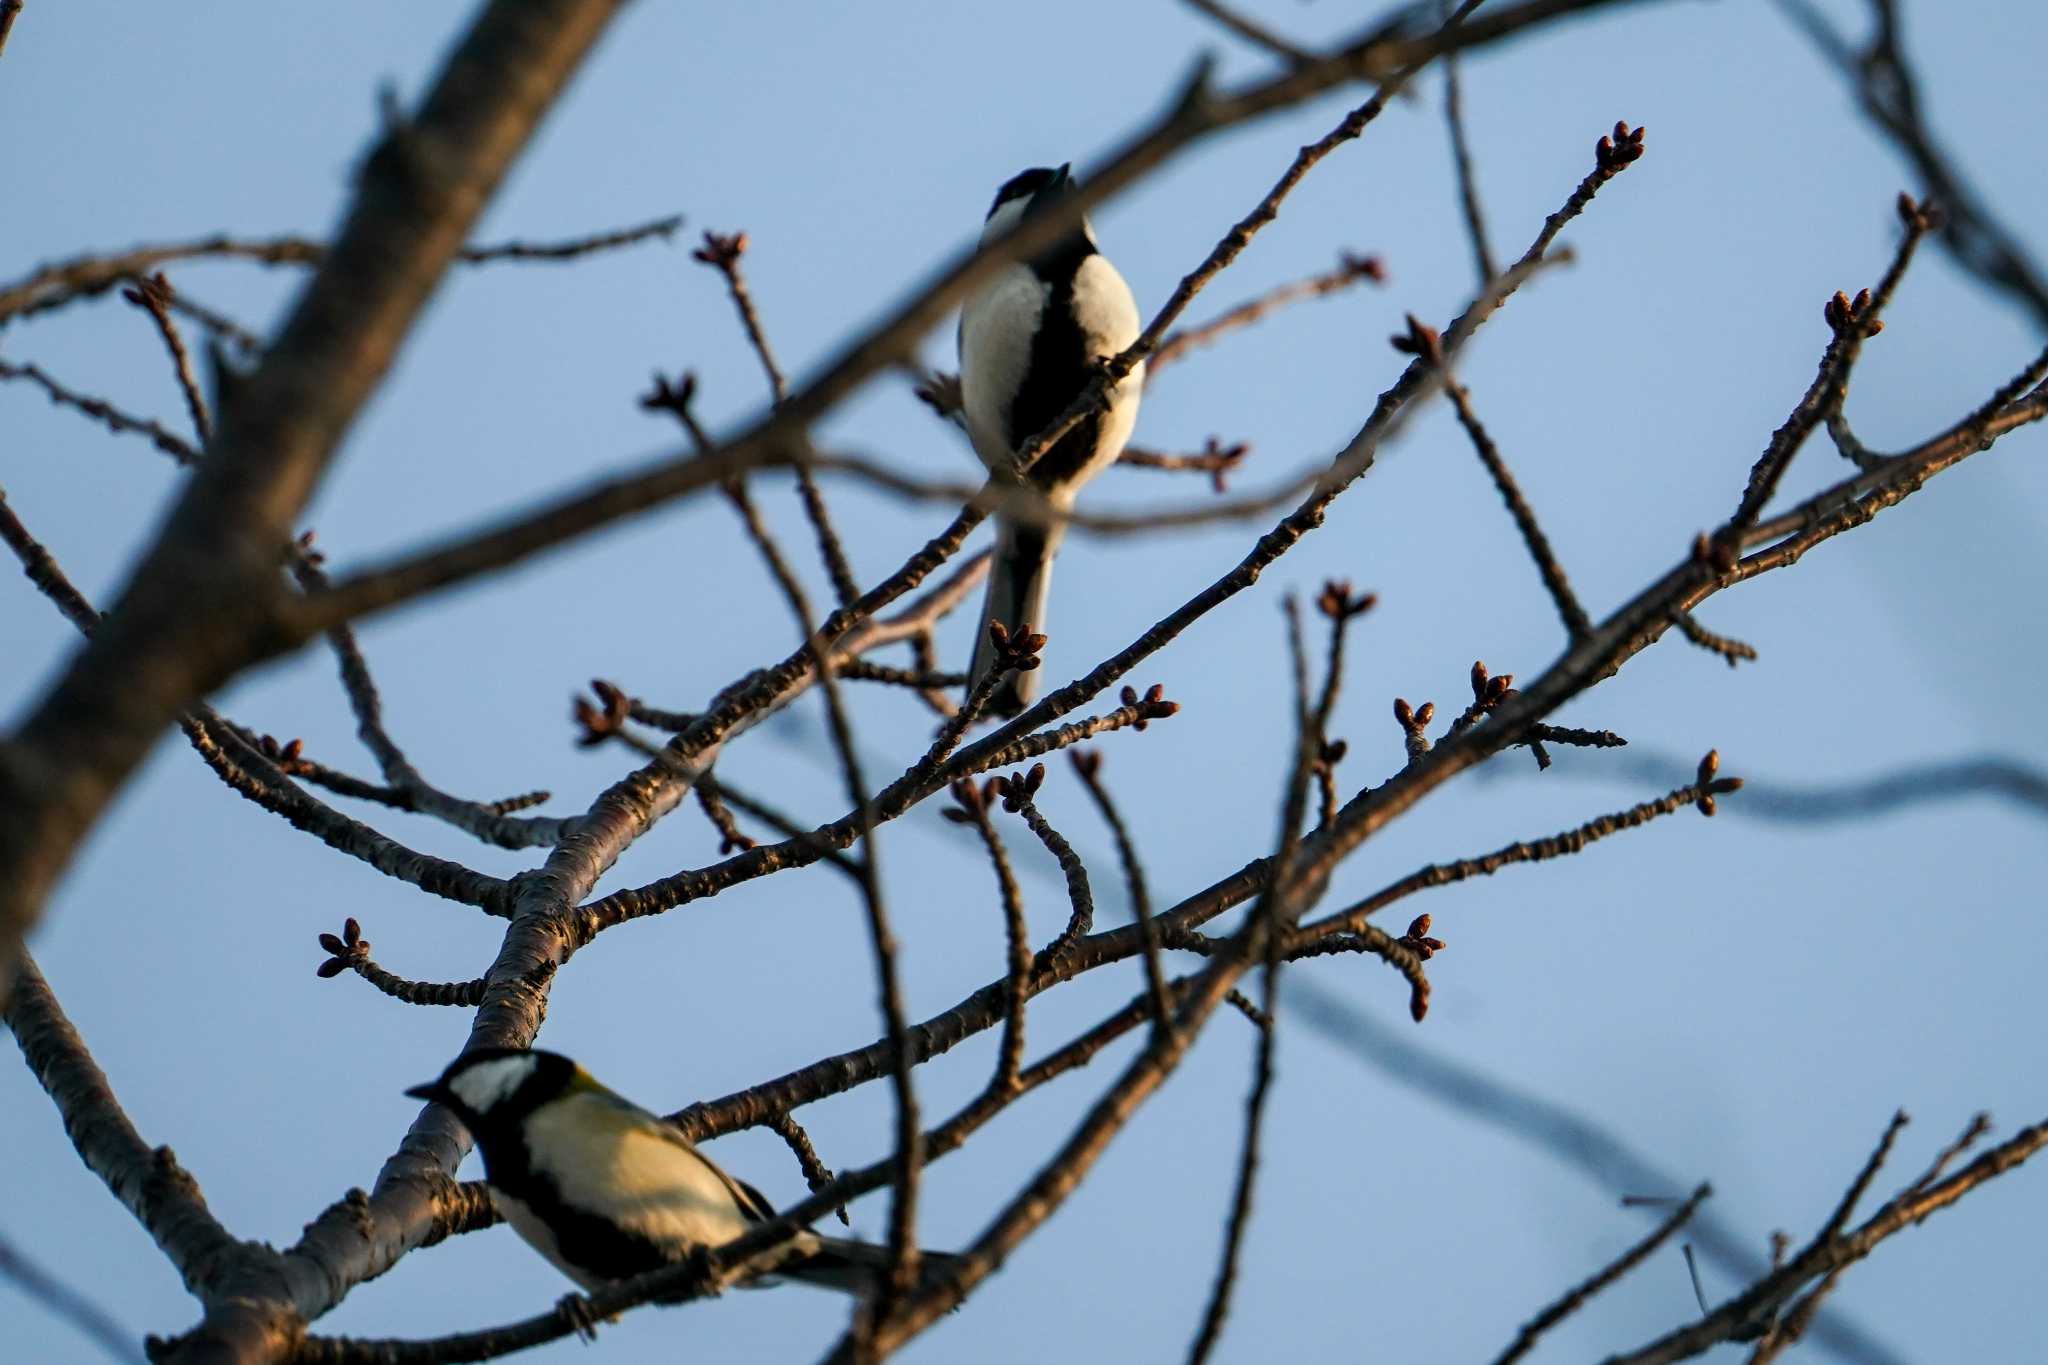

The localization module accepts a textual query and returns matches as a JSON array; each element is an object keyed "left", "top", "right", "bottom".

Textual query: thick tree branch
[{"left": 0, "top": 0, "right": 630, "bottom": 1018}]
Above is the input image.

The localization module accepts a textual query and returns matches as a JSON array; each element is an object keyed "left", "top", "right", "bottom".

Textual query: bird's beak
[
  {"left": 404, "top": 1081, "right": 445, "bottom": 1104},
  {"left": 1053, "top": 162, "right": 1074, "bottom": 189}
]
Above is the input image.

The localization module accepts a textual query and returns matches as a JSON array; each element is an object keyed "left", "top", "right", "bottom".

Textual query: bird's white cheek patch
[
  {"left": 980, "top": 197, "right": 1029, "bottom": 245},
  {"left": 448, "top": 1055, "right": 535, "bottom": 1113}
]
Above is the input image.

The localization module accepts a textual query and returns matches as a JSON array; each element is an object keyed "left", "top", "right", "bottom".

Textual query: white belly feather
[
  {"left": 958, "top": 263, "right": 1048, "bottom": 475},
  {"left": 956, "top": 253, "right": 1143, "bottom": 488}
]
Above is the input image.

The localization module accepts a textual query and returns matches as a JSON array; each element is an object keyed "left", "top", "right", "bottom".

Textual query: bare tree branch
[
  {"left": 1604, "top": 1113, "right": 2048, "bottom": 1365},
  {"left": 0, "top": 0, "right": 633, "bottom": 1020},
  {"left": 6, "top": 955, "right": 244, "bottom": 1299},
  {"left": 1774, "top": 0, "right": 2048, "bottom": 330},
  {"left": 1493, "top": 1184, "right": 1711, "bottom": 1365},
  {"left": 0, "top": 215, "right": 682, "bottom": 327}
]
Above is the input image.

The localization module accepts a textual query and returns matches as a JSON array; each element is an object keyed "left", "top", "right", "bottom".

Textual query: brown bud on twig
[
  {"left": 1202, "top": 437, "right": 1251, "bottom": 494},
  {"left": 987, "top": 621, "right": 1047, "bottom": 675},
  {"left": 572, "top": 679, "right": 632, "bottom": 747},
  {"left": 1120, "top": 682, "right": 1176, "bottom": 731},
  {"left": 1893, "top": 191, "right": 1943, "bottom": 233},
  {"left": 1594, "top": 120, "right": 1647, "bottom": 174},
  {"left": 1394, "top": 696, "right": 1434, "bottom": 762},
  {"left": 1339, "top": 250, "right": 1387, "bottom": 284},
  {"left": 1400, "top": 913, "right": 1447, "bottom": 962},
  {"left": 120, "top": 270, "right": 175, "bottom": 314},
  {"left": 991, "top": 763, "right": 1047, "bottom": 812},
  {"left": 256, "top": 734, "right": 313, "bottom": 776},
  {"left": 1693, "top": 749, "right": 1746, "bottom": 816},
  {"left": 1824, "top": 288, "right": 1885, "bottom": 338},
  {"left": 639, "top": 370, "right": 698, "bottom": 419},
  {"left": 1389, "top": 313, "right": 1443, "bottom": 365},
  {"left": 294, "top": 529, "right": 326, "bottom": 566},
  {"left": 941, "top": 776, "right": 986, "bottom": 825},
  {"left": 315, "top": 917, "right": 368, "bottom": 979},
  {"left": 1316, "top": 579, "right": 1378, "bottom": 620},
  {"left": 1692, "top": 530, "right": 1740, "bottom": 575},
  {"left": 691, "top": 229, "right": 748, "bottom": 268},
  {"left": 1319, "top": 738, "right": 1347, "bottom": 767}
]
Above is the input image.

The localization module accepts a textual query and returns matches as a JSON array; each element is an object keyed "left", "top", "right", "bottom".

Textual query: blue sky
[{"left": 4, "top": 2, "right": 2046, "bottom": 1361}]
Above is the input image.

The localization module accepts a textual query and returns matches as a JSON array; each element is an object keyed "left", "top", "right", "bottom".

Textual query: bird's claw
[{"left": 556, "top": 1292, "right": 604, "bottom": 1343}]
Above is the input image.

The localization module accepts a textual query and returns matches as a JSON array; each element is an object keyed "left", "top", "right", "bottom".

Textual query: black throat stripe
[
  {"left": 1007, "top": 237, "right": 1110, "bottom": 491},
  {"left": 477, "top": 1132, "right": 685, "bottom": 1285}
]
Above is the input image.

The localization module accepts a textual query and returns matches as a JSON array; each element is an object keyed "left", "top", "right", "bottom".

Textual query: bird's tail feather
[
  {"left": 786, "top": 1236, "right": 966, "bottom": 1298},
  {"left": 969, "top": 516, "right": 1063, "bottom": 718}
]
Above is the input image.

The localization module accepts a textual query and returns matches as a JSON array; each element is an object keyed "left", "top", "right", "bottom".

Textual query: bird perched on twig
[
  {"left": 406, "top": 1048, "right": 957, "bottom": 1299},
  {"left": 958, "top": 163, "right": 1144, "bottom": 716}
]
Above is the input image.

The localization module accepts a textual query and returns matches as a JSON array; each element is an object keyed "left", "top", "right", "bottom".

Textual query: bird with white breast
[
  {"left": 958, "top": 163, "right": 1144, "bottom": 717},
  {"left": 406, "top": 1048, "right": 958, "bottom": 1299}
]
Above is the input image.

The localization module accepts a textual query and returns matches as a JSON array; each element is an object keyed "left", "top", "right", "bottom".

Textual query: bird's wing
[
  {"left": 622, "top": 1101, "right": 780, "bottom": 1223},
  {"left": 574, "top": 1083, "right": 781, "bottom": 1225}
]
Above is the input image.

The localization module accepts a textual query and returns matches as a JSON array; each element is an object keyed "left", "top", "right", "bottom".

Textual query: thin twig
[
  {"left": 953, "top": 785, "right": 1032, "bottom": 1095},
  {"left": 457, "top": 214, "right": 683, "bottom": 262},
  {"left": 694, "top": 777, "right": 754, "bottom": 853},
  {"left": 1669, "top": 607, "right": 1758, "bottom": 667},
  {"left": 315, "top": 919, "right": 491, "bottom": 1007},
  {"left": 0, "top": 215, "right": 682, "bottom": 326},
  {"left": 1296, "top": 759, "right": 1740, "bottom": 947},
  {"left": 1289, "top": 979, "right": 1911, "bottom": 1365},
  {"left": 1603, "top": 1113, "right": 2048, "bottom": 1365},
  {"left": 1182, "top": 0, "right": 1313, "bottom": 64},
  {"left": 1414, "top": 316, "right": 1593, "bottom": 638},
  {"left": 1492, "top": 1184, "right": 1711, "bottom": 1365},
  {"left": 289, "top": 552, "right": 569, "bottom": 849},
  {"left": 833, "top": 658, "right": 968, "bottom": 690},
  {"left": 1, "top": 496, "right": 514, "bottom": 910},
  {"left": 1117, "top": 438, "right": 1252, "bottom": 494},
  {"left": 1008, "top": 786, "right": 1096, "bottom": 979},
  {"left": 1441, "top": 0, "right": 1499, "bottom": 284},
  {"left": 1146, "top": 254, "right": 1384, "bottom": 373},
  {"left": 765, "top": 1111, "right": 849, "bottom": 1227},
  {"left": 693, "top": 230, "right": 861, "bottom": 608},
  {"left": 1070, "top": 750, "right": 1174, "bottom": 1039},
  {"left": 0, "top": 357, "right": 201, "bottom": 464},
  {"left": 1774, "top": 0, "right": 2048, "bottom": 329},
  {"left": 120, "top": 273, "right": 212, "bottom": 445},
  {"left": 1187, "top": 599, "right": 1322, "bottom": 1365},
  {"left": 1725, "top": 197, "right": 1935, "bottom": 536}
]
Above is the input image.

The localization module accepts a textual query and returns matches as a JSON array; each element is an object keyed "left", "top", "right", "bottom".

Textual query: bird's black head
[
  {"left": 986, "top": 163, "right": 1075, "bottom": 224},
  {"left": 981, "top": 163, "right": 1095, "bottom": 273},
  {"left": 405, "top": 1047, "right": 581, "bottom": 1140}
]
